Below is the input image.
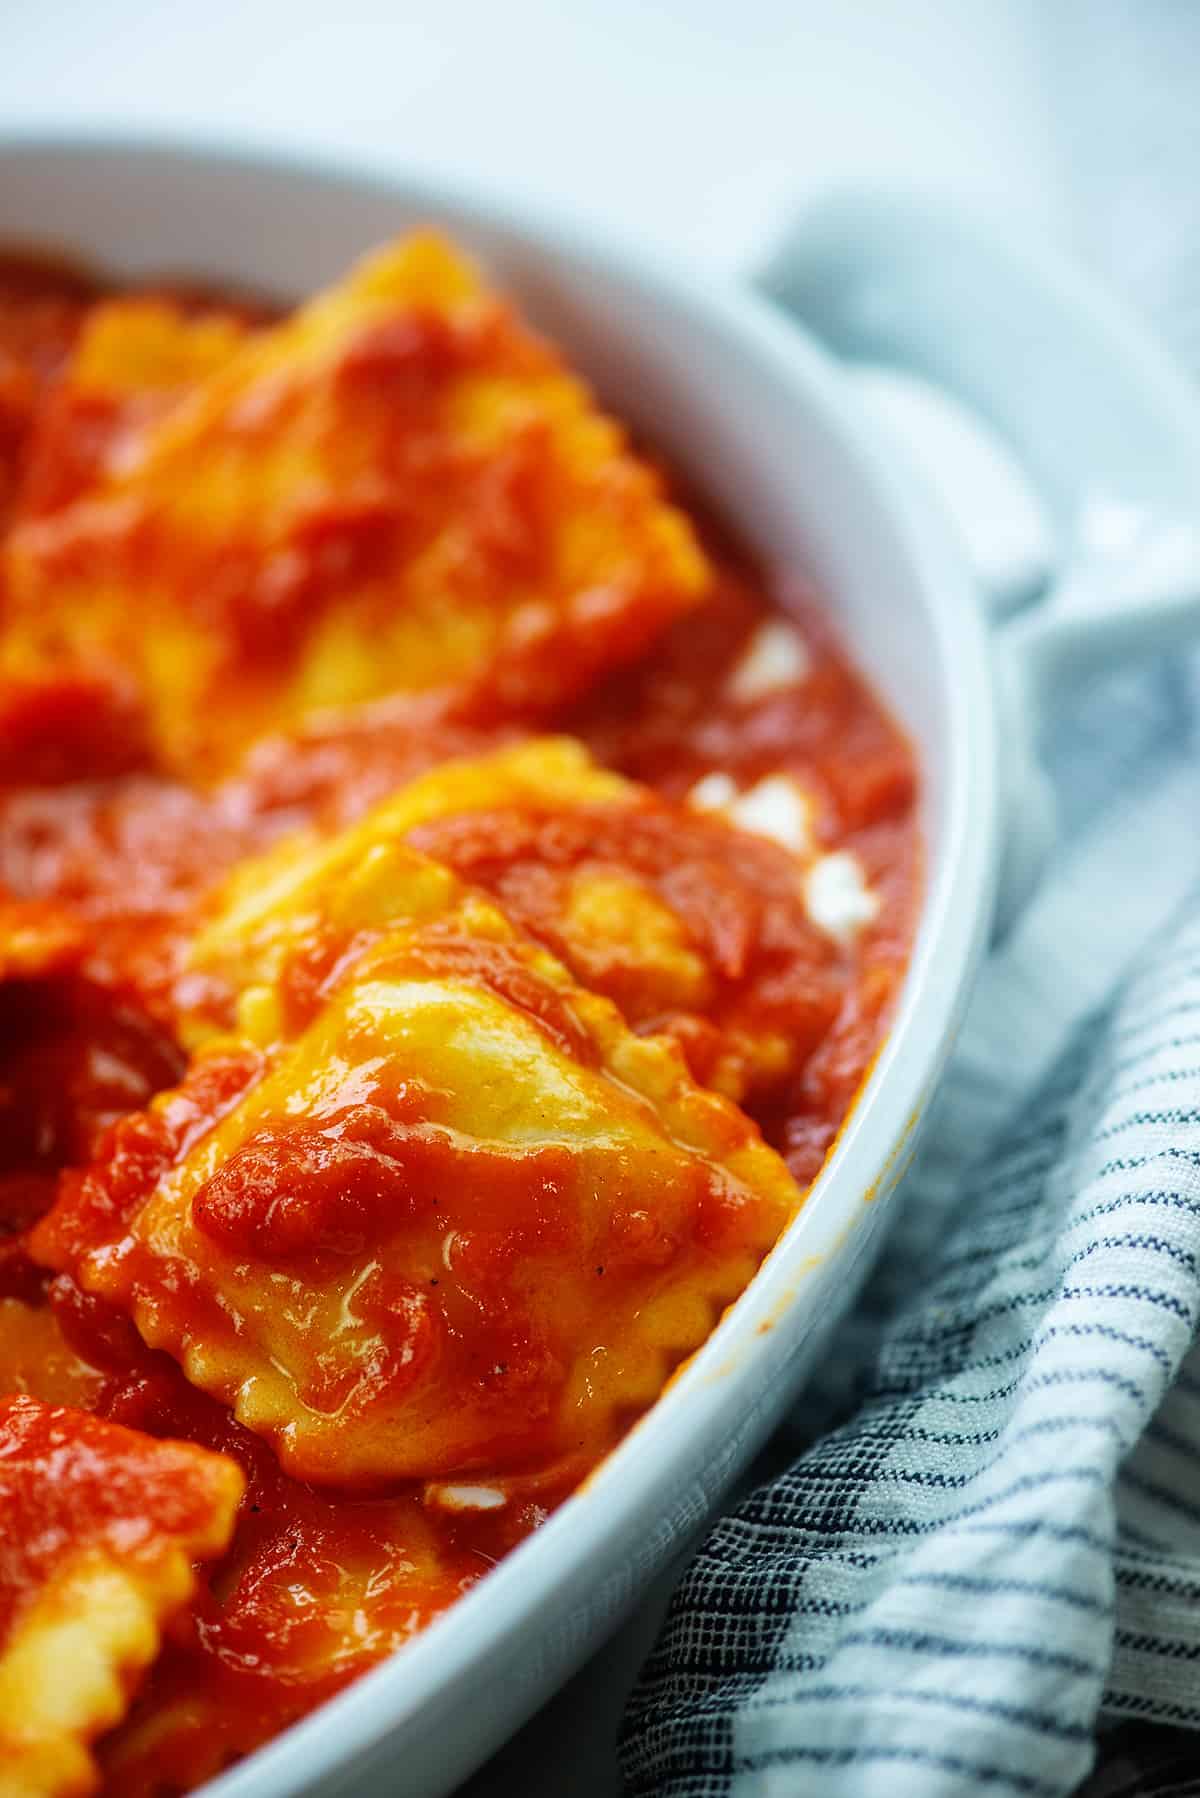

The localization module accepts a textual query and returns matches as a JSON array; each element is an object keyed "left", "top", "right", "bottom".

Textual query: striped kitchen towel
[
  {"left": 617, "top": 640, "right": 1200, "bottom": 1798},
  {"left": 620, "top": 8, "right": 1200, "bottom": 1786}
]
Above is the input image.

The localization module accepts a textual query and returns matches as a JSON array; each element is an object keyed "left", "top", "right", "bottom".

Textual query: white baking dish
[{"left": 2, "top": 134, "right": 1198, "bottom": 1798}]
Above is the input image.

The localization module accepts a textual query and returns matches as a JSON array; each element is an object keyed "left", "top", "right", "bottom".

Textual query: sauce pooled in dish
[{"left": 0, "top": 238, "right": 917, "bottom": 1793}]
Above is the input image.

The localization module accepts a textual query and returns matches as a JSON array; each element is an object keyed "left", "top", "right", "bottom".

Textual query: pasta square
[
  {"left": 6, "top": 237, "right": 709, "bottom": 773},
  {"left": 0, "top": 1293, "right": 539, "bottom": 1793},
  {"left": 15, "top": 297, "right": 250, "bottom": 522},
  {"left": 0, "top": 1395, "right": 242, "bottom": 1798},
  {"left": 186, "top": 736, "right": 843, "bottom": 1105},
  {"left": 34, "top": 841, "right": 798, "bottom": 1487}
]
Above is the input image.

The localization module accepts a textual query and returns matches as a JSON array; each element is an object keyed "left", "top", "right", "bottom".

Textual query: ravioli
[
  {"left": 0, "top": 1288, "right": 539, "bottom": 1794},
  {"left": 15, "top": 296, "right": 250, "bottom": 521},
  {"left": 186, "top": 737, "right": 844, "bottom": 1104},
  {"left": 0, "top": 297, "right": 251, "bottom": 761},
  {"left": 100, "top": 1480, "right": 471, "bottom": 1796},
  {"left": 94, "top": 1367, "right": 523, "bottom": 1796},
  {"left": 34, "top": 841, "right": 799, "bottom": 1486},
  {"left": 0, "top": 1395, "right": 242, "bottom": 1798},
  {"left": 5, "top": 235, "right": 709, "bottom": 774}
]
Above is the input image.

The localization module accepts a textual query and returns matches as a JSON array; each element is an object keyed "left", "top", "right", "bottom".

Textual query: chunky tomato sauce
[
  {"left": 0, "top": 1390, "right": 236, "bottom": 1644},
  {"left": 0, "top": 248, "right": 918, "bottom": 1794}
]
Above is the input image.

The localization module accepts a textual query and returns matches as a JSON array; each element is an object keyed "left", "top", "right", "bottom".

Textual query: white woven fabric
[{"left": 619, "top": 658, "right": 1200, "bottom": 1795}]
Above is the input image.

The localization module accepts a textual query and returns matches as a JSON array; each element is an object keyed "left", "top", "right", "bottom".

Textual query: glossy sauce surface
[{"left": 0, "top": 249, "right": 918, "bottom": 1793}]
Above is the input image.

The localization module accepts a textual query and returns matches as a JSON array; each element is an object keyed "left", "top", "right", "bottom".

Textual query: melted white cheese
[
  {"left": 727, "top": 620, "right": 810, "bottom": 700},
  {"left": 728, "top": 776, "right": 814, "bottom": 856},
  {"left": 803, "top": 851, "right": 880, "bottom": 945},
  {"left": 687, "top": 771, "right": 739, "bottom": 814},
  {"left": 425, "top": 1483, "right": 508, "bottom": 1513},
  {"left": 688, "top": 771, "right": 814, "bottom": 858}
]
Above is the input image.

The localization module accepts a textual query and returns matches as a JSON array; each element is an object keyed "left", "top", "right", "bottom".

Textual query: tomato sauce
[
  {"left": 0, "top": 250, "right": 919, "bottom": 1792},
  {"left": 35, "top": 1280, "right": 539, "bottom": 1794},
  {"left": 0, "top": 255, "right": 99, "bottom": 533},
  {"left": 0, "top": 1389, "right": 238, "bottom": 1644}
]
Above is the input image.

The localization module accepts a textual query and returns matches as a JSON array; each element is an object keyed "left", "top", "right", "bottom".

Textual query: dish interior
[{"left": 0, "top": 142, "right": 974, "bottom": 1798}]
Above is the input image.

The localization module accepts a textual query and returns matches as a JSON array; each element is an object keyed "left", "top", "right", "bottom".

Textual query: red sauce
[
  {"left": 0, "top": 251, "right": 919, "bottom": 1790},
  {"left": 36, "top": 1043, "right": 264, "bottom": 1277},
  {"left": 0, "top": 1391, "right": 236, "bottom": 1642},
  {"left": 406, "top": 791, "right": 844, "bottom": 1118},
  {"left": 93, "top": 1354, "right": 561, "bottom": 1793},
  {"left": 0, "top": 255, "right": 99, "bottom": 531},
  {"left": 359, "top": 925, "right": 603, "bottom": 1067}
]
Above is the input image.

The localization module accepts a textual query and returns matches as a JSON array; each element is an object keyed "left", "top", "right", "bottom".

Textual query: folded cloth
[{"left": 618, "top": 651, "right": 1200, "bottom": 1797}]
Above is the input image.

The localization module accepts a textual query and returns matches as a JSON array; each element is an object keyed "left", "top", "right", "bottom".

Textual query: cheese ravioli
[
  {"left": 0, "top": 1396, "right": 241, "bottom": 1798},
  {"left": 0, "top": 1292, "right": 504, "bottom": 1794},
  {"left": 6, "top": 236, "right": 708, "bottom": 774},
  {"left": 15, "top": 296, "right": 250, "bottom": 522},
  {"left": 34, "top": 840, "right": 799, "bottom": 1487},
  {"left": 187, "top": 737, "right": 843, "bottom": 1105}
]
